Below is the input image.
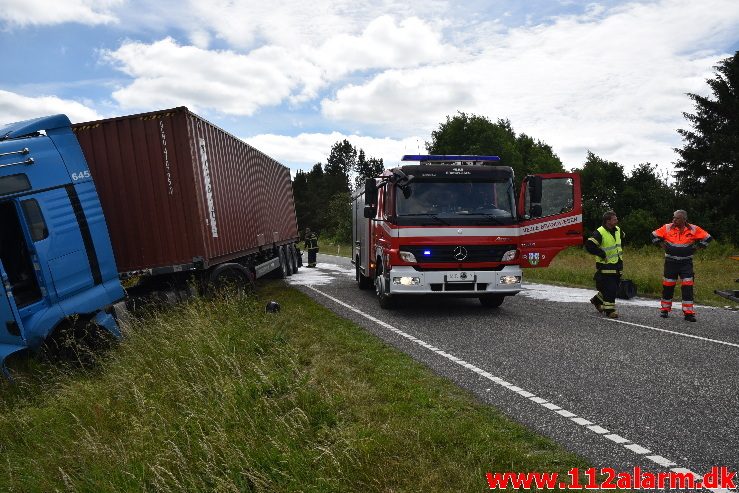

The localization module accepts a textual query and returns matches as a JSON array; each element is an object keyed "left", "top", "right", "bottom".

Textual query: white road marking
[
  {"left": 624, "top": 443, "right": 651, "bottom": 454},
  {"left": 598, "top": 316, "right": 739, "bottom": 349}
]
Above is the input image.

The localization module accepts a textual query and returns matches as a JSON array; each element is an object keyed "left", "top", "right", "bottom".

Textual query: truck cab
[
  {"left": 352, "top": 155, "right": 582, "bottom": 308},
  {"left": 0, "top": 115, "right": 124, "bottom": 374}
]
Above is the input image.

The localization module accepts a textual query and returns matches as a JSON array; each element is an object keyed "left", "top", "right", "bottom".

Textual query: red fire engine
[{"left": 351, "top": 155, "right": 583, "bottom": 308}]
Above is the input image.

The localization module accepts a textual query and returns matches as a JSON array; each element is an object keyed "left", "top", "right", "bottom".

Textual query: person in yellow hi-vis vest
[{"left": 585, "top": 211, "right": 625, "bottom": 319}]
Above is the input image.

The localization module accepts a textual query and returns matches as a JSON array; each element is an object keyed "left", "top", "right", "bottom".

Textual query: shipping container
[{"left": 73, "top": 107, "right": 298, "bottom": 277}]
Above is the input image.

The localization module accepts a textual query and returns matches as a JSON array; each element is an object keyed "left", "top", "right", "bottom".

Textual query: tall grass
[{"left": 0, "top": 284, "right": 587, "bottom": 492}]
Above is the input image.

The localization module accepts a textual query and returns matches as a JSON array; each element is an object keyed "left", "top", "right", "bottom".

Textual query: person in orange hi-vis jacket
[{"left": 651, "top": 210, "right": 712, "bottom": 322}]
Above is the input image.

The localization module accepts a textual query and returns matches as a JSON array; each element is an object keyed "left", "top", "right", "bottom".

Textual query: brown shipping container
[{"left": 72, "top": 107, "right": 298, "bottom": 275}]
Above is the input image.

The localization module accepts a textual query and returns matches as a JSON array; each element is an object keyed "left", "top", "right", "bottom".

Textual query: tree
[
  {"left": 675, "top": 51, "right": 739, "bottom": 244},
  {"left": 354, "top": 149, "right": 384, "bottom": 190},
  {"left": 426, "top": 112, "right": 564, "bottom": 182},
  {"left": 576, "top": 152, "right": 625, "bottom": 232},
  {"left": 325, "top": 139, "right": 356, "bottom": 194}
]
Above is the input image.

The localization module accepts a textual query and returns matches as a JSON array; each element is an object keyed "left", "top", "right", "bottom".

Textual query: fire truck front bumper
[{"left": 386, "top": 266, "right": 523, "bottom": 296}]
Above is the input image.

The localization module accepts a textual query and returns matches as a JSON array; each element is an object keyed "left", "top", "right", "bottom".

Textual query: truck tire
[
  {"left": 208, "top": 263, "right": 255, "bottom": 295},
  {"left": 375, "top": 261, "right": 394, "bottom": 309},
  {"left": 479, "top": 294, "right": 504, "bottom": 308},
  {"left": 282, "top": 246, "right": 293, "bottom": 276},
  {"left": 275, "top": 247, "right": 289, "bottom": 278},
  {"left": 356, "top": 258, "right": 372, "bottom": 290},
  {"left": 289, "top": 244, "right": 299, "bottom": 273}
]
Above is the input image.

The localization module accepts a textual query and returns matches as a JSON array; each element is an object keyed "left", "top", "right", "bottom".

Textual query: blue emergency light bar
[{"left": 401, "top": 154, "right": 500, "bottom": 162}]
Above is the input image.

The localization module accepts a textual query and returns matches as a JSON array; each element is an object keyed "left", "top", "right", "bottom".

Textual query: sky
[{"left": 1, "top": 0, "right": 738, "bottom": 177}]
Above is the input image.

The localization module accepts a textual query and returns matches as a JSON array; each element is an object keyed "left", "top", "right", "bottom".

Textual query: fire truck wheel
[
  {"left": 375, "top": 265, "right": 395, "bottom": 309},
  {"left": 479, "top": 294, "right": 505, "bottom": 308},
  {"left": 356, "top": 260, "right": 372, "bottom": 289}
]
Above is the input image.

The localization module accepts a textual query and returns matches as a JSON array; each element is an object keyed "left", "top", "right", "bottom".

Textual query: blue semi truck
[{"left": 0, "top": 108, "right": 300, "bottom": 376}]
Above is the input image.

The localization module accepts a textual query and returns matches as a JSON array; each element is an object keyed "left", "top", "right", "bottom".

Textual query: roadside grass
[
  {"left": 0, "top": 283, "right": 589, "bottom": 492},
  {"left": 322, "top": 241, "right": 353, "bottom": 258},
  {"left": 327, "top": 241, "right": 738, "bottom": 307}
]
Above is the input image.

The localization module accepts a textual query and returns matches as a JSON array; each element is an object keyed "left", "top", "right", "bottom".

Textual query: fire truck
[{"left": 351, "top": 155, "right": 582, "bottom": 308}]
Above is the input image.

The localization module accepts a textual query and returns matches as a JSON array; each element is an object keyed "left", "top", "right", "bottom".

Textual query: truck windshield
[{"left": 395, "top": 179, "right": 515, "bottom": 225}]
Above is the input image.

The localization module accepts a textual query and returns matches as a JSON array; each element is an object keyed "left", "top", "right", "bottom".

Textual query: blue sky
[{"left": 1, "top": 0, "right": 738, "bottom": 176}]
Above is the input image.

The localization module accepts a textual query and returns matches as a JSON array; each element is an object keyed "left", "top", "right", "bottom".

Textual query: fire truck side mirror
[
  {"left": 528, "top": 176, "right": 543, "bottom": 204},
  {"left": 526, "top": 176, "right": 543, "bottom": 218},
  {"left": 364, "top": 179, "right": 378, "bottom": 205},
  {"left": 363, "top": 205, "right": 377, "bottom": 218}
]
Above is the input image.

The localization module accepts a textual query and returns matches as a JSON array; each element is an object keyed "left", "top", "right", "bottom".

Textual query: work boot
[
  {"left": 606, "top": 310, "right": 618, "bottom": 319},
  {"left": 590, "top": 295, "right": 604, "bottom": 313},
  {"left": 659, "top": 310, "right": 669, "bottom": 318},
  {"left": 684, "top": 313, "right": 697, "bottom": 322}
]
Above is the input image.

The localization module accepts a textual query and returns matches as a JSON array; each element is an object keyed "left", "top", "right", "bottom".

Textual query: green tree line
[{"left": 293, "top": 51, "right": 738, "bottom": 247}]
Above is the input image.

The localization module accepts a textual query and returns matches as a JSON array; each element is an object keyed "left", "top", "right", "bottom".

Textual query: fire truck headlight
[
  {"left": 499, "top": 275, "right": 521, "bottom": 285},
  {"left": 501, "top": 249, "right": 517, "bottom": 261},
  {"left": 393, "top": 276, "right": 421, "bottom": 285},
  {"left": 399, "top": 251, "right": 417, "bottom": 263}
]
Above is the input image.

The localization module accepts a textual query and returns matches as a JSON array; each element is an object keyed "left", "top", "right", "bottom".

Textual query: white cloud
[
  {"left": 103, "top": 37, "right": 322, "bottom": 116},
  {"left": 244, "top": 132, "right": 424, "bottom": 172},
  {"left": 103, "top": 15, "right": 458, "bottom": 115},
  {"left": 0, "top": 0, "right": 122, "bottom": 27},
  {"left": 0, "top": 90, "right": 102, "bottom": 125},
  {"left": 320, "top": 0, "right": 739, "bottom": 170}
]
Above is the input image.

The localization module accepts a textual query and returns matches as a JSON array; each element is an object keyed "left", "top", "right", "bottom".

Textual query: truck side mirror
[
  {"left": 528, "top": 176, "right": 542, "bottom": 204},
  {"left": 365, "top": 179, "right": 378, "bottom": 206},
  {"left": 363, "top": 205, "right": 377, "bottom": 218}
]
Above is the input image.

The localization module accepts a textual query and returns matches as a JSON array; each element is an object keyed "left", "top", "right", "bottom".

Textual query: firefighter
[
  {"left": 304, "top": 228, "right": 319, "bottom": 268},
  {"left": 585, "top": 211, "right": 624, "bottom": 319},
  {"left": 651, "top": 210, "right": 712, "bottom": 322}
]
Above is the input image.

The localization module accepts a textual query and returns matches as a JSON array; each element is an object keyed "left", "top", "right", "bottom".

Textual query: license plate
[{"left": 446, "top": 272, "right": 473, "bottom": 282}]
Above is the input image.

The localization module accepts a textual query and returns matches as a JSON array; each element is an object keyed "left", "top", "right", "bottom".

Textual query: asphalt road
[{"left": 289, "top": 253, "right": 739, "bottom": 491}]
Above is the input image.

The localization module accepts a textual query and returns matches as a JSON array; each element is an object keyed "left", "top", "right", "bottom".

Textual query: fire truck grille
[{"left": 402, "top": 244, "right": 517, "bottom": 263}]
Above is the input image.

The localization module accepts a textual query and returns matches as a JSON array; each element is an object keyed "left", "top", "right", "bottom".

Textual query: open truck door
[
  {"left": 0, "top": 260, "right": 27, "bottom": 377},
  {"left": 517, "top": 173, "right": 583, "bottom": 268}
]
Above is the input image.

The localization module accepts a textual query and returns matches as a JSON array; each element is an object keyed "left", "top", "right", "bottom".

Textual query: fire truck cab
[{"left": 351, "top": 155, "right": 582, "bottom": 309}]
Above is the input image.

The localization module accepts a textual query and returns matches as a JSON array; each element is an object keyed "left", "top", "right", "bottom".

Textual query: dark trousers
[
  {"left": 307, "top": 248, "right": 317, "bottom": 266},
  {"left": 594, "top": 271, "right": 620, "bottom": 313},
  {"left": 661, "top": 261, "right": 695, "bottom": 314}
]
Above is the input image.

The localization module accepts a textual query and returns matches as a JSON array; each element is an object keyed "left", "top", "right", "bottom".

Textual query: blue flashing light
[
  {"left": 423, "top": 250, "right": 431, "bottom": 255},
  {"left": 401, "top": 154, "right": 500, "bottom": 162}
]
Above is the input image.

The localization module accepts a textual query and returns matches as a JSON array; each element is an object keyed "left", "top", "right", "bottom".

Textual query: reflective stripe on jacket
[{"left": 651, "top": 223, "right": 711, "bottom": 262}]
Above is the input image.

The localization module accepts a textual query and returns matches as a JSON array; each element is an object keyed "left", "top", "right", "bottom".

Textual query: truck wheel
[
  {"left": 479, "top": 294, "right": 504, "bottom": 308},
  {"left": 356, "top": 259, "right": 371, "bottom": 290},
  {"left": 277, "top": 247, "right": 289, "bottom": 278},
  {"left": 289, "top": 244, "right": 299, "bottom": 272},
  {"left": 281, "top": 246, "right": 293, "bottom": 276},
  {"left": 209, "top": 263, "right": 255, "bottom": 295},
  {"left": 375, "top": 263, "right": 394, "bottom": 309}
]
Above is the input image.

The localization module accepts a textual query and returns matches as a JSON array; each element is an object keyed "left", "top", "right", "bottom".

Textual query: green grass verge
[{"left": 0, "top": 283, "right": 588, "bottom": 492}]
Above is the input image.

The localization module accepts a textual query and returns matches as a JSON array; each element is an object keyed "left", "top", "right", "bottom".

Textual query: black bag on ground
[{"left": 617, "top": 279, "right": 637, "bottom": 299}]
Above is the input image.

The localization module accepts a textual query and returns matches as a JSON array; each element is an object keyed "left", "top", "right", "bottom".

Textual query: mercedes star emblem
[{"left": 453, "top": 246, "right": 468, "bottom": 261}]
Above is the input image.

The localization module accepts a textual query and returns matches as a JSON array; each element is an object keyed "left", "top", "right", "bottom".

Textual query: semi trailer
[{"left": 0, "top": 107, "right": 300, "bottom": 374}]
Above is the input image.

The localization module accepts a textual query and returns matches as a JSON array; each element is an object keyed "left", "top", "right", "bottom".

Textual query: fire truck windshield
[{"left": 394, "top": 179, "right": 515, "bottom": 226}]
